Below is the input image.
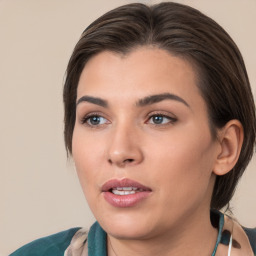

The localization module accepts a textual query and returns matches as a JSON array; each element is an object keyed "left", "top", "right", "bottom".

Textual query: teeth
[
  {"left": 112, "top": 190, "right": 136, "bottom": 195},
  {"left": 111, "top": 187, "right": 143, "bottom": 195},
  {"left": 116, "top": 187, "right": 137, "bottom": 191}
]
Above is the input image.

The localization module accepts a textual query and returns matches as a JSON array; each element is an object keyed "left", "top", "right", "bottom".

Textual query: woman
[{"left": 10, "top": 2, "right": 256, "bottom": 256}]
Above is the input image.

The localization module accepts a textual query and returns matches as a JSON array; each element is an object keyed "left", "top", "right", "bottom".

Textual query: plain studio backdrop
[{"left": 0, "top": 0, "right": 255, "bottom": 255}]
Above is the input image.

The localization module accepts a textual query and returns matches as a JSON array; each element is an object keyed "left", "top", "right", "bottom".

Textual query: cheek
[
  {"left": 72, "top": 139, "right": 105, "bottom": 214},
  {"left": 148, "top": 129, "right": 215, "bottom": 198},
  {"left": 72, "top": 127, "right": 105, "bottom": 194}
]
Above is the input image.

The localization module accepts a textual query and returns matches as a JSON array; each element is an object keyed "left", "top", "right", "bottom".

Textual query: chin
[
  {"left": 106, "top": 224, "right": 153, "bottom": 240},
  {"left": 97, "top": 212, "right": 157, "bottom": 240}
]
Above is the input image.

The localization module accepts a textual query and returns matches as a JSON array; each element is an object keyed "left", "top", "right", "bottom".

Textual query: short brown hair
[{"left": 63, "top": 2, "right": 256, "bottom": 209}]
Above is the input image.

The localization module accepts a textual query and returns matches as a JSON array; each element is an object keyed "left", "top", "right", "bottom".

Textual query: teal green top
[
  {"left": 9, "top": 211, "right": 256, "bottom": 256},
  {"left": 9, "top": 228, "right": 80, "bottom": 256}
]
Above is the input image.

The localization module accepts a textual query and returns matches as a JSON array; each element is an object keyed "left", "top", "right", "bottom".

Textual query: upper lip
[{"left": 101, "top": 178, "right": 152, "bottom": 192}]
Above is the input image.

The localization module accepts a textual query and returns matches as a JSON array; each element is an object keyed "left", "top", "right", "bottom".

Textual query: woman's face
[{"left": 72, "top": 47, "right": 220, "bottom": 239}]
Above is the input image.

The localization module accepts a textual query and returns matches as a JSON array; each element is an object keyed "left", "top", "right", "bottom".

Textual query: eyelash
[
  {"left": 80, "top": 112, "right": 177, "bottom": 128},
  {"left": 146, "top": 112, "right": 177, "bottom": 126},
  {"left": 80, "top": 112, "right": 109, "bottom": 127}
]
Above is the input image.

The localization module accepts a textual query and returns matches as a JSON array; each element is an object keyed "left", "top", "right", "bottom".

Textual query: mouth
[
  {"left": 111, "top": 187, "right": 145, "bottom": 195},
  {"left": 101, "top": 178, "right": 152, "bottom": 208},
  {"left": 102, "top": 178, "right": 152, "bottom": 194}
]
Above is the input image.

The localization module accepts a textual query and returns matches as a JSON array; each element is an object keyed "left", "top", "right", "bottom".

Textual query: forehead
[{"left": 77, "top": 47, "right": 204, "bottom": 109}]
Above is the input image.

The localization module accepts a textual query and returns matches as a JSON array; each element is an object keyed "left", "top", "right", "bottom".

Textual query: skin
[{"left": 72, "top": 47, "right": 234, "bottom": 255}]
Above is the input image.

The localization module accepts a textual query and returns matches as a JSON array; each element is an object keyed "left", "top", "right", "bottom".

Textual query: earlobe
[{"left": 213, "top": 120, "right": 244, "bottom": 176}]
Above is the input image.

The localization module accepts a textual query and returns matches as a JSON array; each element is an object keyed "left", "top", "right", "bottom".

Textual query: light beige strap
[{"left": 64, "top": 228, "right": 88, "bottom": 256}]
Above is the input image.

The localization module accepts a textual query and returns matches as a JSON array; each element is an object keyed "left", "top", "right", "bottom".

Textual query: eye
[
  {"left": 81, "top": 114, "right": 109, "bottom": 126},
  {"left": 148, "top": 114, "right": 177, "bottom": 125}
]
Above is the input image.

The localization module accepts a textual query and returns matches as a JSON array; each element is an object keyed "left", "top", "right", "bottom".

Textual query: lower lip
[{"left": 103, "top": 191, "right": 151, "bottom": 208}]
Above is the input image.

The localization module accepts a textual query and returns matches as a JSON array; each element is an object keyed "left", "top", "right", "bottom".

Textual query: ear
[{"left": 213, "top": 120, "right": 244, "bottom": 176}]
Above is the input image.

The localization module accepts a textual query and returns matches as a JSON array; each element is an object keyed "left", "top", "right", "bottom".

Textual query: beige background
[{"left": 0, "top": 0, "right": 255, "bottom": 255}]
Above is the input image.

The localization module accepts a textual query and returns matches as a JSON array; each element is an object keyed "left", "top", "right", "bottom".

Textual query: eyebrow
[
  {"left": 136, "top": 93, "right": 190, "bottom": 107},
  {"left": 76, "top": 95, "right": 108, "bottom": 108},
  {"left": 76, "top": 92, "right": 189, "bottom": 108}
]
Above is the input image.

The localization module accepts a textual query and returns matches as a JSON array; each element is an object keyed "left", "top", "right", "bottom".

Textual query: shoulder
[
  {"left": 9, "top": 227, "right": 81, "bottom": 256},
  {"left": 243, "top": 227, "right": 256, "bottom": 254}
]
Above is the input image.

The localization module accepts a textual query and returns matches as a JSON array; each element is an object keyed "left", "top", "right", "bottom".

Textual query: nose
[{"left": 107, "top": 125, "right": 144, "bottom": 168}]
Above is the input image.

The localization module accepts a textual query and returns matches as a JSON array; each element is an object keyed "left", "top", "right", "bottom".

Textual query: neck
[{"left": 107, "top": 208, "right": 218, "bottom": 256}]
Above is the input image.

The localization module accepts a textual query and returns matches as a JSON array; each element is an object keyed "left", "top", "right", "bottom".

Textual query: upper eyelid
[
  {"left": 79, "top": 110, "right": 109, "bottom": 119},
  {"left": 146, "top": 110, "right": 177, "bottom": 119}
]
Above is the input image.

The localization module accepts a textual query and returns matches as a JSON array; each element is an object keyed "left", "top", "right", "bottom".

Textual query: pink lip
[{"left": 102, "top": 178, "right": 152, "bottom": 208}]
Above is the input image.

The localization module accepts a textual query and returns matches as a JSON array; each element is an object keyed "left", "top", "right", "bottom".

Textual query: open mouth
[
  {"left": 102, "top": 178, "right": 152, "bottom": 207},
  {"left": 102, "top": 178, "right": 152, "bottom": 194},
  {"left": 111, "top": 187, "right": 144, "bottom": 195}
]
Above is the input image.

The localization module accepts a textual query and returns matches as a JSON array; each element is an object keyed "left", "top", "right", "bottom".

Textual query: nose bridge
[{"left": 107, "top": 119, "right": 143, "bottom": 167}]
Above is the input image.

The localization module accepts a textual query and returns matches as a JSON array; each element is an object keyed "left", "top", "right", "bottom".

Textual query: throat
[{"left": 107, "top": 213, "right": 219, "bottom": 256}]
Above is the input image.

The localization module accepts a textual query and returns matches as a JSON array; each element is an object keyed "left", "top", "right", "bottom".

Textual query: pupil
[
  {"left": 91, "top": 116, "right": 100, "bottom": 125},
  {"left": 153, "top": 116, "right": 163, "bottom": 124}
]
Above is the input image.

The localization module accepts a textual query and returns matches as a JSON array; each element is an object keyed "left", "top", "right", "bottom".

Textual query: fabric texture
[
  {"left": 244, "top": 227, "right": 256, "bottom": 254},
  {"left": 9, "top": 228, "right": 80, "bottom": 256}
]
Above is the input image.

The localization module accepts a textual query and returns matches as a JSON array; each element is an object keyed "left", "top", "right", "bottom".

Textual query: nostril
[
  {"left": 125, "top": 159, "right": 134, "bottom": 163},
  {"left": 107, "top": 157, "right": 136, "bottom": 166}
]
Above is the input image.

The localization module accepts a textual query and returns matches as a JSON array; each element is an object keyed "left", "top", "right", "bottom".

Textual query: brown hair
[{"left": 63, "top": 2, "right": 256, "bottom": 209}]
